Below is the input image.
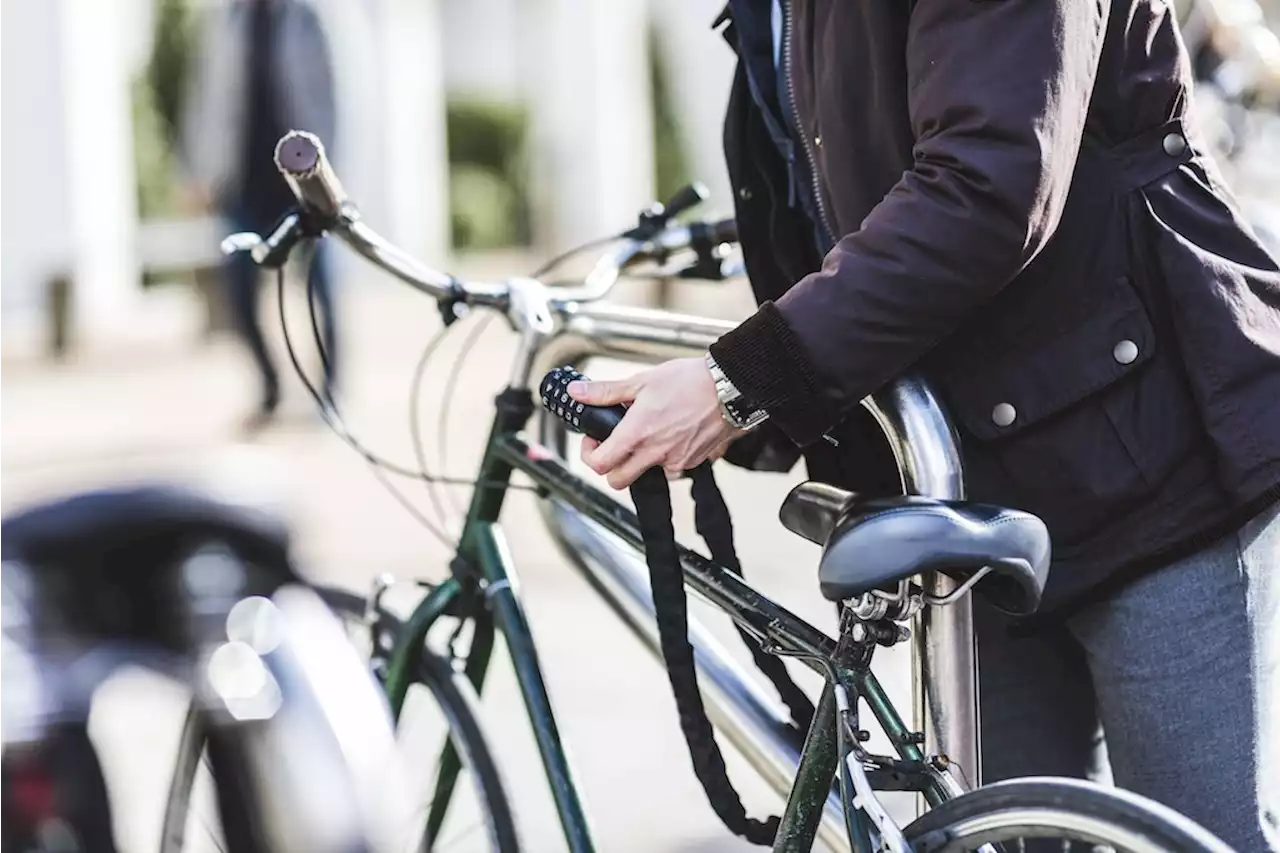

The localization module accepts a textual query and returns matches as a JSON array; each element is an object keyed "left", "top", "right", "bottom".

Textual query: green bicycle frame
[{"left": 379, "top": 387, "right": 949, "bottom": 853}]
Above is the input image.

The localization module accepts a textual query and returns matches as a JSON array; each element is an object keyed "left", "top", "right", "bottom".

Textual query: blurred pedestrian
[{"left": 180, "top": 0, "right": 339, "bottom": 432}]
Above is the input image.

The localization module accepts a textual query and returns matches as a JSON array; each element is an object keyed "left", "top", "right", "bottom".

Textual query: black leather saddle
[{"left": 778, "top": 482, "right": 1051, "bottom": 615}]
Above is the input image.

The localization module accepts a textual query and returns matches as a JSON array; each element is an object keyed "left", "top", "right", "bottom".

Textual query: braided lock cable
[
  {"left": 631, "top": 466, "right": 781, "bottom": 846},
  {"left": 688, "top": 466, "right": 817, "bottom": 732}
]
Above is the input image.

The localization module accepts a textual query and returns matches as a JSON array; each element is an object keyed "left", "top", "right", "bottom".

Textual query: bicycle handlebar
[
  {"left": 266, "top": 130, "right": 736, "bottom": 311},
  {"left": 276, "top": 131, "right": 348, "bottom": 222}
]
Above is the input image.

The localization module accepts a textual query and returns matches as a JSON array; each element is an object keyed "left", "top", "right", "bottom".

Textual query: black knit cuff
[{"left": 709, "top": 301, "right": 841, "bottom": 447}]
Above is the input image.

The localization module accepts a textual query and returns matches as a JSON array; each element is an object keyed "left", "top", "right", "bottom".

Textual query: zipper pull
[{"left": 821, "top": 432, "right": 840, "bottom": 447}]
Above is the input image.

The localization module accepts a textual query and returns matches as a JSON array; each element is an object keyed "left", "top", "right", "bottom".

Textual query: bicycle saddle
[{"left": 778, "top": 482, "right": 1050, "bottom": 615}]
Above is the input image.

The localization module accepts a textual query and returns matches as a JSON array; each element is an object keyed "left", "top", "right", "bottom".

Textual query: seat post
[{"left": 864, "top": 375, "right": 980, "bottom": 796}]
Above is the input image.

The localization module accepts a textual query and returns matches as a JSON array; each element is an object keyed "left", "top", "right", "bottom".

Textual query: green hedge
[
  {"left": 445, "top": 31, "right": 692, "bottom": 251},
  {"left": 147, "top": 0, "right": 195, "bottom": 150},
  {"left": 649, "top": 26, "right": 693, "bottom": 204},
  {"left": 133, "top": 0, "right": 193, "bottom": 221},
  {"left": 445, "top": 99, "right": 532, "bottom": 251}
]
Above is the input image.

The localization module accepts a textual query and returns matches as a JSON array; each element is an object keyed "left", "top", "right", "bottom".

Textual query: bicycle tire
[
  {"left": 160, "top": 585, "right": 520, "bottom": 853},
  {"left": 902, "top": 776, "right": 1235, "bottom": 853}
]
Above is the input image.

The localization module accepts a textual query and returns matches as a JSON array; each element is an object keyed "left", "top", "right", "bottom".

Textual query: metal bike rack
[{"left": 532, "top": 302, "right": 977, "bottom": 848}]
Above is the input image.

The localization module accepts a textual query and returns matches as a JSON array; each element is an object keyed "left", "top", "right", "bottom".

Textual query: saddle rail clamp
[{"left": 534, "top": 301, "right": 978, "bottom": 819}]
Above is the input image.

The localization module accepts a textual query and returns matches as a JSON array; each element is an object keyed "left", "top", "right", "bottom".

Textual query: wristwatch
[{"left": 705, "top": 352, "right": 769, "bottom": 430}]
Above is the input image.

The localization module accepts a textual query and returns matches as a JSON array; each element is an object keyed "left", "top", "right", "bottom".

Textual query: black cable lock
[{"left": 541, "top": 366, "right": 815, "bottom": 846}]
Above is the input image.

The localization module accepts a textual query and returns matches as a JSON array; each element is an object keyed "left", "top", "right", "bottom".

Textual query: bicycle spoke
[
  {"left": 190, "top": 808, "right": 225, "bottom": 853},
  {"left": 190, "top": 755, "right": 227, "bottom": 853},
  {"left": 381, "top": 731, "right": 487, "bottom": 852},
  {"left": 424, "top": 738, "right": 465, "bottom": 844},
  {"left": 434, "top": 817, "right": 489, "bottom": 851}
]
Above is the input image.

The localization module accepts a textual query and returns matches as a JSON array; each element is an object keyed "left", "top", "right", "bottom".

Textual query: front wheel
[
  {"left": 160, "top": 585, "right": 520, "bottom": 853},
  {"left": 903, "top": 777, "right": 1235, "bottom": 853}
]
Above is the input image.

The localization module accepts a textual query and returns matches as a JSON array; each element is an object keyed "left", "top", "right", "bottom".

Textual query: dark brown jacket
[{"left": 708, "top": 0, "right": 1280, "bottom": 614}]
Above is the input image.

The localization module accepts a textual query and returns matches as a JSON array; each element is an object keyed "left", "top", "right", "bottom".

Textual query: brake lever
[
  {"left": 221, "top": 232, "right": 264, "bottom": 255},
  {"left": 621, "top": 181, "right": 711, "bottom": 242},
  {"left": 220, "top": 211, "right": 306, "bottom": 269},
  {"left": 671, "top": 218, "right": 742, "bottom": 282}
]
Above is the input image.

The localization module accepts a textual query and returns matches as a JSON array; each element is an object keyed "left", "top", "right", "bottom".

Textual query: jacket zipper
[
  {"left": 780, "top": 0, "right": 838, "bottom": 446},
  {"left": 781, "top": 0, "right": 836, "bottom": 247}
]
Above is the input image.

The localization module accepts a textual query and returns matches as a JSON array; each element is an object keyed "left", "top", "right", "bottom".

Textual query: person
[
  {"left": 567, "top": 1, "right": 1280, "bottom": 849},
  {"left": 180, "top": 0, "right": 339, "bottom": 432}
]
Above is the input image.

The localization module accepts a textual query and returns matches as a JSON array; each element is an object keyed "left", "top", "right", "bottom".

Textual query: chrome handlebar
[
  {"left": 236, "top": 131, "right": 736, "bottom": 322},
  {"left": 276, "top": 131, "right": 348, "bottom": 223}
]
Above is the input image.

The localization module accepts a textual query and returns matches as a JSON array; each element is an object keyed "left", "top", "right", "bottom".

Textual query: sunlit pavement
[{"left": 2, "top": 256, "right": 914, "bottom": 852}]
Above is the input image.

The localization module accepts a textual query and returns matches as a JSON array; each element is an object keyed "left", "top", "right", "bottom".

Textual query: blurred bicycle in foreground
[{"left": 1, "top": 486, "right": 415, "bottom": 853}]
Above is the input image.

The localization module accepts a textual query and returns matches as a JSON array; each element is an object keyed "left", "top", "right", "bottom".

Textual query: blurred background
[
  {"left": 2, "top": 0, "right": 740, "bottom": 362},
  {"left": 2, "top": 0, "right": 1279, "bottom": 851}
]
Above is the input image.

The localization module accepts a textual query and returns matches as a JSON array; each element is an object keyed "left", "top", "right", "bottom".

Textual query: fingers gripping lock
[{"left": 540, "top": 367, "right": 627, "bottom": 443}]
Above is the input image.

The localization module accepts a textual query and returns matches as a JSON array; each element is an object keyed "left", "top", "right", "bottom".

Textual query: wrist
[{"left": 705, "top": 352, "right": 769, "bottom": 430}]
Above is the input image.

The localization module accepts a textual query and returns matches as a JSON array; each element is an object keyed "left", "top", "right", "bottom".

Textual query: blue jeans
[
  {"left": 224, "top": 213, "right": 337, "bottom": 407},
  {"left": 977, "top": 500, "right": 1280, "bottom": 850}
]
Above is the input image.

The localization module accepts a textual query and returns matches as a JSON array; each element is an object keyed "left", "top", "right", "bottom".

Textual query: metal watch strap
[{"left": 706, "top": 352, "right": 769, "bottom": 430}]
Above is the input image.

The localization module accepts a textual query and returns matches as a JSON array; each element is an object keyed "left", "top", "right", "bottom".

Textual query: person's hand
[{"left": 569, "top": 357, "right": 741, "bottom": 490}]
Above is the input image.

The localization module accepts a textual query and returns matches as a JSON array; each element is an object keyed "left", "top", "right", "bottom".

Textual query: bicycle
[
  {"left": 163, "top": 131, "right": 1236, "bottom": 853},
  {"left": 1, "top": 485, "right": 416, "bottom": 853}
]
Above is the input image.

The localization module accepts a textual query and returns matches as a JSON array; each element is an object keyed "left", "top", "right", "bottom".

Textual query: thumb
[{"left": 567, "top": 375, "right": 641, "bottom": 406}]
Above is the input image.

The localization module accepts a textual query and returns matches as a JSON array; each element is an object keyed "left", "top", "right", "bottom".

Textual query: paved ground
[{"left": 2, "top": 254, "right": 915, "bottom": 852}]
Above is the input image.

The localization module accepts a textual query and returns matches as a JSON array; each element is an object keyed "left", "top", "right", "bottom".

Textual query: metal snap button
[
  {"left": 1162, "top": 132, "right": 1187, "bottom": 157},
  {"left": 1113, "top": 339, "right": 1139, "bottom": 365},
  {"left": 992, "top": 403, "right": 1017, "bottom": 427},
  {"left": 738, "top": 186, "right": 754, "bottom": 201}
]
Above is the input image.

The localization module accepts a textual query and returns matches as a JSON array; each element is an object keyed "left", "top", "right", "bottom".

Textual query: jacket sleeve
[{"left": 709, "top": 0, "right": 1108, "bottom": 446}]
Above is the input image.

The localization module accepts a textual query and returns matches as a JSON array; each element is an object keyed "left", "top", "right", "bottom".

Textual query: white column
[
  {"left": 315, "top": 0, "right": 381, "bottom": 224},
  {"left": 59, "top": 0, "right": 142, "bottom": 342},
  {"left": 372, "top": 0, "right": 451, "bottom": 264},
  {"left": 1, "top": 0, "right": 75, "bottom": 348},
  {"left": 525, "top": 0, "right": 656, "bottom": 251},
  {"left": 649, "top": 0, "right": 736, "bottom": 217},
  {"left": 309, "top": 0, "right": 386, "bottom": 297}
]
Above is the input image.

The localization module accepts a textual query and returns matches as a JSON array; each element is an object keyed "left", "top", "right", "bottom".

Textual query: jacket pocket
[
  {"left": 929, "top": 276, "right": 1192, "bottom": 547},
  {"left": 943, "top": 278, "right": 1155, "bottom": 440}
]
